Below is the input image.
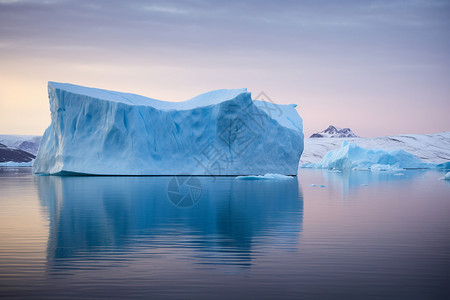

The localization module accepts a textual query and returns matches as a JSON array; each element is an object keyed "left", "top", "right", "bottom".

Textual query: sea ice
[
  {"left": 34, "top": 82, "right": 304, "bottom": 175},
  {"left": 308, "top": 184, "right": 326, "bottom": 187}
]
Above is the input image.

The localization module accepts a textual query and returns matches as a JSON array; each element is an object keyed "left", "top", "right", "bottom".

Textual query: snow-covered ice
[
  {"left": 301, "top": 132, "right": 450, "bottom": 166},
  {"left": 311, "top": 141, "right": 434, "bottom": 171},
  {"left": 34, "top": 82, "right": 304, "bottom": 175},
  {"left": 310, "top": 125, "right": 358, "bottom": 138}
]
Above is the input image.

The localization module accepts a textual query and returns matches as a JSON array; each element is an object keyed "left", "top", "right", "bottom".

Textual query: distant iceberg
[
  {"left": 34, "top": 82, "right": 304, "bottom": 175},
  {"left": 437, "top": 161, "right": 450, "bottom": 170},
  {"left": 309, "top": 141, "right": 434, "bottom": 171},
  {"left": 301, "top": 132, "right": 450, "bottom": 166},
  {"left": 441, "top": 172, "right": 450, "bottom": 180},
  {"left": 235, "top": 173, "right": 294, "bottom": 180}
]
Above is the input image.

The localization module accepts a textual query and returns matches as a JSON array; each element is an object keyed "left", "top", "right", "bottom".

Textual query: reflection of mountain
[{"left": 37, "top": 176, "right": 303, "bottom": 269}]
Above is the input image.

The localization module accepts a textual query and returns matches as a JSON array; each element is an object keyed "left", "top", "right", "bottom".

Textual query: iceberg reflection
[
  {"left": 300, "top": 169, "right": 428, "bottom": 196},
  {"left": 37, "top": 176, "right": 303, "bottom": 270}
]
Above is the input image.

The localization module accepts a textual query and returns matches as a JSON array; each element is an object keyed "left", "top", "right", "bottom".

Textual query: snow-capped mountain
[
  {"left": 0, "top": 143, "right": 35, "bottom": 164},
  {"left": 310, "top": 125, "right": 358, "bottom": 138},
  {"left": 0, "top": 135, "right": 41, "bottom": 155},
  {"left": 300, "top": 132, "right": 450, "bottom": 166}
]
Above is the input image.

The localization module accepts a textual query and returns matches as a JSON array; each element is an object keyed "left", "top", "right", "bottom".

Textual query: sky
[{"left": 0, "top": 0, "right": 449, "bottom": 137}]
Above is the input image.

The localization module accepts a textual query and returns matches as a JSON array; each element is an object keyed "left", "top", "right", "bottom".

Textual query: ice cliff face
[{"left": 34, "top": 82, "right": 304, "bottom": 175}]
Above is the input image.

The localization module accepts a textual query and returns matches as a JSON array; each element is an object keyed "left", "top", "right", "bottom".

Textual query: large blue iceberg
[
  {"left": 312, "top": 141, "right": 434, "bottom": 171},
  {"left": 34, "top": 82, "right": 304, "bottom": 175}
]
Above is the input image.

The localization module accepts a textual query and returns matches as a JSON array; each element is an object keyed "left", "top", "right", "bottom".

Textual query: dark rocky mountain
[
  {"left": 0, "top": 135, "right": 41, "bottom": 155},
  {"left": 0, "top": 143, "right": 35, "bottom": 163},
  {"left": 310, "top": 125, "right": 358, "bottom": 138}
]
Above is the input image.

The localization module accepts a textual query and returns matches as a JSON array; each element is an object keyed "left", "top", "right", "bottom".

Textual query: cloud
[{"left": 141, "top": 4, "right": 190, "bottom": 14}]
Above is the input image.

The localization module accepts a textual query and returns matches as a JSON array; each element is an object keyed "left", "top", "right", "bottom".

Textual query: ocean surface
[{"left": 0, "top": 168, "right": 449, "bottom": 299}]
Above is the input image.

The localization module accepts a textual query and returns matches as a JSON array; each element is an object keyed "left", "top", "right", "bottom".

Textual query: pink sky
[{"left": 0, "top": 0, "right": 449, "bottom": 137}]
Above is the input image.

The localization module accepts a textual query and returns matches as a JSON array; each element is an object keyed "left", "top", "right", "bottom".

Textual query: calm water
[{"left": 0, "top": 168, "right": 449, "bottom": 299}]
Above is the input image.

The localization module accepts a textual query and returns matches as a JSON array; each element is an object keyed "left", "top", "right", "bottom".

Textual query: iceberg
[
  {"left": 437, "top": 161, "right": 450, "bottom": 170},
  {"left": 301, "top": 132, "right": 450, "bottom": 166},
  {"left": 315, "top": 141, "right": 434, "bottom": 171},
  {"left": 441, "top": 172, "right": 450, "bottom": 180},
  {"left": 235, "top": 173, "right": 294, "bottom": 180},
  {"left": 34, "top": 82, "right": 304, "bottom": 175}
]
